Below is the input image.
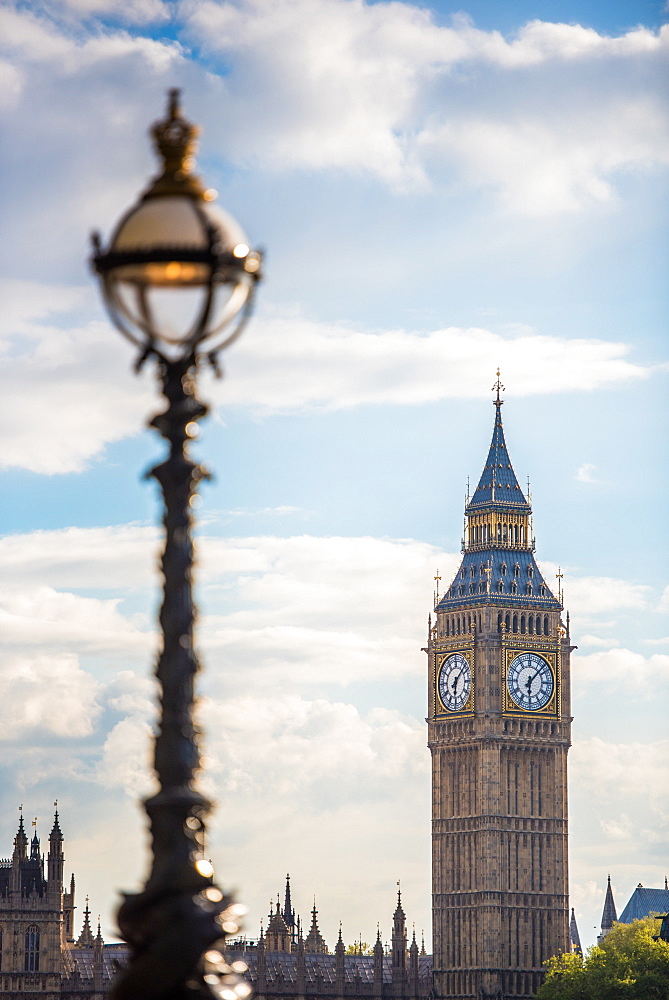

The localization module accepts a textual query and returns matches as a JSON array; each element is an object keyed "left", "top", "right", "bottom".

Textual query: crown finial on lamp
[{"left": 146, "top": 88, "right": 205, "bottom": 200}]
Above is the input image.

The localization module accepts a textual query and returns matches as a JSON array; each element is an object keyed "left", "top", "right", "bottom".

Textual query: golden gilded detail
[
  {"left": 434, "top": 647, "right": 475, "bottom": 716},
  {"left": 466, "top": 511, "right": 531, "bottom": 551},
  {"left": 144, "top": 88, "right": 207, "bottom": 200},
  {"left": 502, "top": 644, "right": 560, "bottom": 717}
]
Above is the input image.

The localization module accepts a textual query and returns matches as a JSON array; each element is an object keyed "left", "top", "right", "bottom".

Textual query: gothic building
[
  {"left": 427, "top": 378, "right": 572, "bottom": 999},
  {"left": 3, "top": 385, "right": 579, "bottom": 1000},
  {"left": 0, "top": 809, "right": 124, "bottom": 1000},
  {"left": 228, "top": 877, "right": 433, "bottom": 1000},
  {"left": 597, "top": 875, "right": 669, "bottom": 942}
]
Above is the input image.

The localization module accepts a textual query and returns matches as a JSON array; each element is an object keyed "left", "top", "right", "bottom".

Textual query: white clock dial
[
  {"left": 507, "top": 652, "right": 554, "bottom": 711},
  {"left": 438, "top": 653, "right": 471, "bottom": 712}
]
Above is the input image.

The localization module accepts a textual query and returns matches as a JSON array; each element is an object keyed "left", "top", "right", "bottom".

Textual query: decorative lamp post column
[{"left": 91, "top": 89, "right": 262, "bottom": 1000}]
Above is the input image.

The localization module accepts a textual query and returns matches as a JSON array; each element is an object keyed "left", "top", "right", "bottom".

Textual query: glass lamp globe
[{"left": 92, "top": 90, "right": 262, "bottom": 358}]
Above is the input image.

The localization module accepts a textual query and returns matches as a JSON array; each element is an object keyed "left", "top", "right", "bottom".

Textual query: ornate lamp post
[{"left": 91, "top": 90, "right": 262, "bottom": 1000}]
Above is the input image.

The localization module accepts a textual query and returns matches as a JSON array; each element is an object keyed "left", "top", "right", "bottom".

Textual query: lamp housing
[{"left": 92, "top": 89, "right": 262, "bottom": 359}]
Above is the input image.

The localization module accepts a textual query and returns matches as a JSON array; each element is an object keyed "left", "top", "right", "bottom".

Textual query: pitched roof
[
  {"left": 619, "top": 886, "right": 669, "bottom": 924},
  {"left": 465, "top": 401, "right": 530, "bottom": 516},
  {"left": 436, "top": 548, "right": 560, "bottom": 611},
  {"left": 228, "top": 950, "right": 433, "bottom": 987}
]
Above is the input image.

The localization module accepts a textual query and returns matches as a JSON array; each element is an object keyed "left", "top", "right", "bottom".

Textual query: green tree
[
  {"left": 346, "top": 940, "right": 373, "bottom": 955},
  {"left": 536, "top": 917, "right": 669, "bottom": 999}
]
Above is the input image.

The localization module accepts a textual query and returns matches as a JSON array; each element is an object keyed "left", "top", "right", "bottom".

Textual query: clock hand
[{"left": 451, "top": 672, "right": 460, "bottom": 692}]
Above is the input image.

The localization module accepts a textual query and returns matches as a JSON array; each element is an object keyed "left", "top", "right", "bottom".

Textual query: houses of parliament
[{"left": 4, "top": 387, "right": 584, "bottom": 1000}]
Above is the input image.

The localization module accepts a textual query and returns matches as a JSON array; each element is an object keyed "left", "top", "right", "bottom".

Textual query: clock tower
[{"left": 428, "top": 377, "right": 571, "bottom": 1000}]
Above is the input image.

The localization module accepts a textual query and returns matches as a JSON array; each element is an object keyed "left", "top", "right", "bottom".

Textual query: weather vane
[{"left": 492, "top": 368, "right": 505, "bottom": 406}]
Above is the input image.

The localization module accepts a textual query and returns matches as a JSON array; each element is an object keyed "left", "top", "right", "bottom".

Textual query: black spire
[
  {"left": 13, "top": 810, "right": 28, "bottom": 861},
  {"left": 50, "top": 804, "right": 63, "bottom": 841},
  {"left": 599, "top": 875, "right": 617, "bottom": 941},
  {"left": 77, "top": 898, "right": 95, "bottom": 947},
  {"left": 30, "top": 822, "right": 40, "bottom": 861},
  {"left": 570, "top": 908, "right": 582, "bottom": 955},
  {"left": 466, "top": 372, "right": 530, "bottom": 516},
  {"left": 283, "top": 873, "right": 295, "bottom": 929},
  {"left": 437, "top": 380, "right": 561, "bottom": 612}
]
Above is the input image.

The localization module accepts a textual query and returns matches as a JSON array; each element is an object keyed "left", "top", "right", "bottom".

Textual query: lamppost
[{"left": 91, "top": 90, "right": 262, "bottom": 1000}]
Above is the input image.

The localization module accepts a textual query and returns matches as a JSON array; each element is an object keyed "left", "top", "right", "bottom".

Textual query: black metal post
[{"left": 111, "top": 356, "right": 240, "bottom": 1000}]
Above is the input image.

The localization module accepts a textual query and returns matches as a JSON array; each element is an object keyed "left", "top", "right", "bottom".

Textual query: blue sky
[{"left": 0, "top": 0, "right": 667, "bottom": 958}]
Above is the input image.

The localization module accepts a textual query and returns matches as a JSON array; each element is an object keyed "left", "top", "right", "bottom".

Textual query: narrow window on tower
[{"left": 25, "top": 926, "right": 39, "bottom": 972}]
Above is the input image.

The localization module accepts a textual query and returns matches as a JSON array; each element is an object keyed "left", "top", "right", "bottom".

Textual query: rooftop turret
[{"left": 437, "top": 375, "right": 561, "bottom": 614}]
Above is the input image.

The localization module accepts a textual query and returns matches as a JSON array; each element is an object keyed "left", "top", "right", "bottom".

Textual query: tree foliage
[
  {"left": 536, "top": 917, "right": 669, "bottom": 999},
  {"left": 346, "top": 941, "right": 374, "bottom": 955}
]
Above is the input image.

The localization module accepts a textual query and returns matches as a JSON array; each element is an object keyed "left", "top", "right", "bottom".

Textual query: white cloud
[
  {"left": 198, "top": 533, "right": 448, "bottom": 689},
  {"left": 0, "top": 283, "right": 154, "bottom": 474},
  {"left": 600, "top": 813, "right": 633, "bottom": 841},
  {"left": 571, "top": 737, "right": 669, "bottom": 819},
  {"left": 576, "top": 463, "right": 598, "bottom": 483},
  {"left": 202, "top": 695, "right": 427, "bottom": 801},
  {"left": 0, "top": 526, "right": 447, "bottom": 694},
  {"left": 97, "top": 715, "right": 157, "bottom": 797},
  {"left": 0, "top": 6, "right": 178, "bottom": 65},
  {"left": 52, "top": 0, "right": 170, "bottom": 25},
  {"left": 0, "top": 585, "right": 152, "bottom": 654},
  {"left": 657, "top": 585, "right": 669, "bottom": 613},
  {"left": 577, "top": 633, "right": 619, "bottom": 648},
  {"left": 561, "top": 574, "right": 651, "bottom": 614},
  {"left": 3, "top": 284, "right": 653, "bottom": 471},
  {"left": 573, "top": 647, "right": 669, "bottom": 690},
  {"left": 179, "top": 0, "right": 669, "bottom": 208},
  {"left": 418, "top": 98, "right": 669, "bottom": 214},
  {"left": 0, "top": 524, "right": 158, "bottom": 591},
  {"left": 214, "top": 315, "right": 651, "bottom": 413},
  {"left": 0, "top": 653, "right": 101, "bottom": 738}
]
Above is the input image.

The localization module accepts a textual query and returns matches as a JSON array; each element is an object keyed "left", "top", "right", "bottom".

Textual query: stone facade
[
  {"left": 228, "top": 881, "right": 433, "bottom": 1000},
  {"left": 0, "top": 810, "right": 121, "bottom": 1000},
  {"left": 2, "top": 395, "right": 576, "bottom": 1000},
  {"left": 427, "top": 390, "right": 572, "bottom": 999}
]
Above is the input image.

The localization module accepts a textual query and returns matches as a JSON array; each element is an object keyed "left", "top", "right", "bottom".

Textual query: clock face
[
  {"left": 438, "top": 653, "right": 471, "bottom": 712},
  {"left": 507, "top": 652, "right": 554, "bottom": 711}
]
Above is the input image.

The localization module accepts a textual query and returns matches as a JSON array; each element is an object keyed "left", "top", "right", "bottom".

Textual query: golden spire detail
[{"left": 145, "top": 88, "right": 207, "bottom": 200}]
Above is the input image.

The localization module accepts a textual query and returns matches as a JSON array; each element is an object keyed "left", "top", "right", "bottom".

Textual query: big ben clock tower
[{"left": 428, "top": 375, "right": 572, "bottom": 1000}]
